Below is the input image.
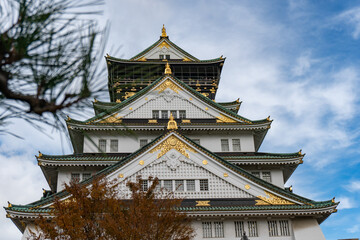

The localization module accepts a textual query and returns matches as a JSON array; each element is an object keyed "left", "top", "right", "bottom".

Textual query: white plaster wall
[
  {"left": 83, "top": 131, "right": 255, "bottom": 154},
  {"left": 192, "top": 218, "right": 295, "bottom": 240},
  {"left": 271, "top": 169, "right": 285, "bottom": 187},
  {"left": 292, "top": 218, "right": 325, "bottom": 240},
  {"left": 57, "top": 166, "right": 102, "bottom": 192}
]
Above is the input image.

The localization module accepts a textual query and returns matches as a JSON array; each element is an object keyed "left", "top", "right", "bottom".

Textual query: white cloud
[
  {"left": 347, "top": 224, "right": 360, "bottom": 234},
  {"left": 347, "top": 180, "right": 360, "bottom": 192},
  {"left": 337, "top": 196, "right": 356, "bottom": 209},
  {"left": 337, "top": 6, "right": 360, "bottom": 39}
]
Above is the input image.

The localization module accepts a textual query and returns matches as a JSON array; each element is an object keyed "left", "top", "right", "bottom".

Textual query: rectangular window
[
  {"left": 232, "top": 139, "right": 241, "bottom": 151},
  {"left": 248, "top": 221, "right": 258, "bottom": 237},
  {"left": 192, "top": 139, "right": 200, "bottom": 145},
  {"left": 221, "top": 139, "right": 229, "bottom": 152},
  {"left": 170, "top": 110, "right": 177, "bottom": 118},
  {"left": 71, "top": 173, "right": 80, "bottom": 182},
  {"left": 110, "top": 139, "right": 118, "bottom": 152},
  {"left": 268, "top": 220, "right": 278, "bottom": 236},
  {"left": 179, "top": 110, "right": 186, "bottom": 119},
  {"left": 279, "top": 220, "right": 290, "bottom": 236},
  {"left": 152, "top": 110, "right": 159, "bottom": 119},
  {"left": 159, "top": 54, "right": 164, "bottom": 59},
  {"left": 141, "top": 180, "right": 148, "bottom": 191},
  {"left": 175, "top": 180, "right": 184, "bottom": 192},
  {"left": 251, "top": 171, "right": 261, "bottom": 178},
  {"left": 166, "top": 54, "right": 170, "bottom": 60},
  {"left": 161, "top": 110, "right": 168, "bottom": 119},
  {"left": 262, "top": 172, "right": 272, "bottom": 183},
  {"left": 200, "top": 179, "right": 209, "bottom": 191},
  {"left": 82, "top": 173, "right": 91, "bottom": 181},
  {"left": 202, "top": 222, "right": 212, "bottom": 238},
  {"left": 234, "top": 221, "right": 245, "bottom": 237},
  {"left": 214, "top": 221, "right": 224, "bottom": 238},
  {"left": 140, "top": 139, "right": 148, "bottom": 148},
  {"left": 186, "top": 180, "right": 195, "bottom": 191},
  {"left": 163, "top": 180, "right": 173, "bottom": 191},
  {"left": 99, "top": 139, "right": 106, "bottom": 152}
]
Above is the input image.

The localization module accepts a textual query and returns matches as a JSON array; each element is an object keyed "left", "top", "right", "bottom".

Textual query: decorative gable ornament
[{"left": 150, "top": 135, "right": 196, "bottom": 159}]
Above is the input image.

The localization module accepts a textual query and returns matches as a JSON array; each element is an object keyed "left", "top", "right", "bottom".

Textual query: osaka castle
[{"left": 6, "top": 26, "right": 338, "bottom": 240}]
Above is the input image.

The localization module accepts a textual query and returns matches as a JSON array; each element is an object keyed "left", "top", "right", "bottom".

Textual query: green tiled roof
[
  {"left": 68, "top": 75, "right": 270, "bottom": 125},
  {"left": 14, "top": 131, "right": 336, "bottom": 212}
]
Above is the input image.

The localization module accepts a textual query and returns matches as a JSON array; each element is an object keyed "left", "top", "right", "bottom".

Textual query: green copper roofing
[
  {"left": 37, "top": 151, "right": 302, "bottom": 162},
  {"left": 68, "top": 75, "right": 270, "bottom": 125},
  {"left": 6, "top": 131, "right": 336, "bottom": 215}
]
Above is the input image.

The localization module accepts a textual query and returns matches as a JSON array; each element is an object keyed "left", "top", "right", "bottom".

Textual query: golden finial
[
  {"left": 161, "top": 24, "right": 167, "bottom": 37},
  {"left": 332, "top": 197, "right": 335, "bottom": 203},
  {"left": 38, "top": 151, "right": 43, "bottom": 158},
  {"left": 164, "top": 62, "right": 172, "bottom": 74},
  {"left": 267, "top": 116, "right": 270, "bottom": 121},
  {"left": 7, "top": 201, "right": 12, "bottom": 208},
  {"left": 106, "top": 53, "right": 110, "bottom": 58},
  {"left": 94, "top": 98, "right": 98, "bottom": 103},
  {"left": 66, "top": 115, "right": 71, "bottom": 121},
  {"left": 167, "top": 113, "right": 177, "bottom": 130},
  {"left": 298, "top": 149, "right": 302, "bottom": 155}
]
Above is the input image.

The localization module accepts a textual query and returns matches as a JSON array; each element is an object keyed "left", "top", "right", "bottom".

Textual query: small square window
[
  {"left": 221, "top": 139, "right": 229, "bottom": 152},
  {"left": 141, "top": 180, "right": 148, "bottom": 191},
  {"left": 71, "top": 173, "right": 80, "bottom": 182},
  {"left": 110, "top": 139, "right": 118, "bottom": 152},
  {"left": 279, "top": 220, "right": 290, "bottom": 236},
  {"left": 262, "top": 172, "right": 272, "bottom": 183},
  {"left": 163, "top": 180, "right": 173, "bottom": 191},
  {"left": 82, "top": 173, "right": 91, "bottom": 181},
  {"left": 251, "top": 171, "right": 261, "bottom": 178},
  {"left": 99, "top": 139, "right": 106, "bottom": 152},
  {"left": 200, "top": 179, "right": 209, "bottom": 191},
  {"left": 152, "top": 110, "right": 159, "bottom": 119},
  {"left": 175, "top": 180, "right": 184, "bottom": 191},
  {"left": 268, "top": 220, "right": 278, "bottom": 236},
  {"left": 166, "top": 55, "right": 170, "bottom": 60},
  {"left": 248, "top": 221, "right": 258, "bottom": 237},
  {"left": 170, "top": 110, "right": 177, "bottom": 118},
  {"left": 140, "top": 139, "right": 148, "bottom": 148},
  {"left": 234, "top": 221, "right": 245, "bottom": 237},
  {"left": 186, "top": 180, "right": 195, "bottom": 191},
  {"left": 202, "top": 222, "right": 212, "bottom": 238},
  {"left": 232, "top": 139, "right": 241, "bottom": 151},
  {"left": 159, "top": 54, "right": 164, "bottom": 59},
  {"left": 161, "top": 110, "right": 168, "bottom": 119},
  {"left": 214, "top": 221, "right": 224, "bottom": 238},
  {"left": 179, "top": 110, "right": 186, "bottom": 119}
]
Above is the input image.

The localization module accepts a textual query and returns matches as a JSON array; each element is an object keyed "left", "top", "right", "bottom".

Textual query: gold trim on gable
[
  {"left": 255, "top": 191, "right": 296, "bottom": 205},
  {"left": 150, "top": 135, "right": 196, "bottom": 159},
  {"left": 159, "top": 41, "right": 170, "bottom": 49},
  {"left": 155, "top": 80, "right": 181, "bottom": 94},
  {"left": 216, "top": 114, "right": 237, "bottom": 123},
  {"left": 99, "top": 114, "right": 123, "bottom": 123}
]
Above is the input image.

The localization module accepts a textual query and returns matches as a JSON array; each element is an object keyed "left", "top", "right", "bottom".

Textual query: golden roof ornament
[
  {"left": 167, "top": 113, "right": 177, "bottom": 130},
  {"left": 164, "top": 62, "right": 172, "bottom": 75},
  {"left": 161, "top": 24, "right": 167, "bottom": 37}
]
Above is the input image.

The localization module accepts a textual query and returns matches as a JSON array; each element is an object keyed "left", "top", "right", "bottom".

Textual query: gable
[
  {"left": 94, "top": 76, "right": 246, "bottom": 123},
  {"left": 102, "top": 132, "right": 301, "bottom": 205},
  {"left": 132, "top": 38, "right": 198, "bottom": 61}
]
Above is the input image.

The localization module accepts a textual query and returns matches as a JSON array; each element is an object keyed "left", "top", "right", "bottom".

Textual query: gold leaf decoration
[
  {"left": 124, "top": 92, "right": 136, "bottom": 99},
  {"left": 216, "top": 114, "right": 237, "bottom": 123},
  {"left": 150, "top": 135, "right": 196, "bottom": 159},
  {"left": 155, "top": 80, "right": 181, "bottom": 94},
  {"left": 159, "top": 41, "right": 170, "bottom": 49},
  {"left": 99, "top": 114, "right": 122, "bottom": 123},
  {"left": 255, "top": 191, "right": 295, "bottom": 205},
  {"left": 196, "top": 201, "right": 210, "bottom": 206}
]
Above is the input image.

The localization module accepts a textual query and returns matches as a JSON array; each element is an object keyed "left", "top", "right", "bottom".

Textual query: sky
[{"left": 1, "top": 0, "right": 360, "bottom": 239}]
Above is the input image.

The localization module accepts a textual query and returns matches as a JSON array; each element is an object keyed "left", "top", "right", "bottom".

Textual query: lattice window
[
  {"left": 200, "top": 179, "right": 209, "bottom": 191},
  {"left": 221, "top": 139, "right": 229, "bottom": 152},
  {"left": 248, "top": 221, "right": 258, "bottom": 237},
  {"left": 140, "top": 139, "right": 148, "bottom": 148},
  {"left": 175, "top": 180, "right": 184, "bottom": 191},
  {"left": 232, "top": 139, "right": 241, "bottom": 151},
  {"left": 166, "top": 55, "right": 170, "bottom": 60},
  {"left": 268, "top": 220, "right": 279, "bottom": 236},
  {"left": 186, "top": 180, "right": 195, "bottom": 191},
  {"left": 179, "top": 110, "right": 186, "bottom": 118},
  {"left": 234, "top": 221, "right": 245, "bottom": 237},
  {"left": 163, "top": 180, "right": 173, "bottom": 191},
  {"left": 141, "top": 180, "right": 148, "bottom": 191},
  {"left": 152, "top": 110, "right": 159, "bottom": 119},
  {"left": 262, "top": 172, "right": 272, "bottom": 183},
  {"left": 279, "top": 220, "right": 290, "bottom": 236},
  {"left": 71, "top": 173, "right": 80, "bottom": 182},
  {"left": 202, "top": 222, "right": 212, "bottom": 238},
  {"left": 110, "top": 139, "right": 118, "bottom": 152},
  {"left": 159, "top": 54, "right": 164, "bottom": 59},
  {"left": 251, "top": 171, "right": 261, "bottom": 178},
  {"left": 161, "top": 110, "right": 168, "bottom": 119},
  {"left": 170, "top": 110, "right": 177, "bottom": 118},
  {"left": 214, "top": 221, "right": 224, "bottom": 238},
  {"left": 82, "top": 173, "right": 91, "bottom": 181},
  {"left": 98, "top": 139, "right": 106, "bottom": 152}
]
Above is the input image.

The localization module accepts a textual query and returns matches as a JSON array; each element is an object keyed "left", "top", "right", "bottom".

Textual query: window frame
[
  {"left": 98, "top": 139, "right": 107, "bottom": 152},
  {"left": 110, "top": 139, "right": 118, "bottom": 152},
  {"left": 232, "top": 138, "right": 241, "bottom": 151},
  {"left": 221, "top": 139, "right": 229, "bottom": 152}
]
